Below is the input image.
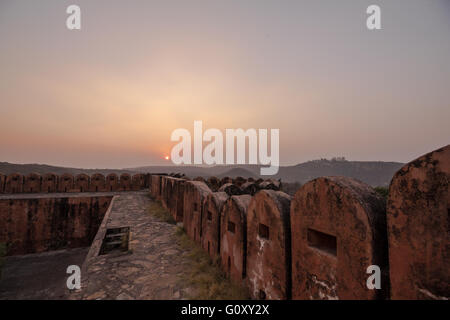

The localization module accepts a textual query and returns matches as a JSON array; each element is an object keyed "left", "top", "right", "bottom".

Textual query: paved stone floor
[
  {"left": 0, "top": 247, "right": 89, "bottom": 300},
  {"left": 72, "top": 192, "right": 197, "bottom": 300}
]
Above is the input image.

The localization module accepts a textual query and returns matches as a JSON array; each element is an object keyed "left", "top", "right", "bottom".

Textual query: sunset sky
[{"left": 0, "top": 0, "right": 449, "bottom": 168}]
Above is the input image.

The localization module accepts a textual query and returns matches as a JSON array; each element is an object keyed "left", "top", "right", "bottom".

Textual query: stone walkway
[{"left": 72, "top": 192, "right": 196, "bottom": 300}]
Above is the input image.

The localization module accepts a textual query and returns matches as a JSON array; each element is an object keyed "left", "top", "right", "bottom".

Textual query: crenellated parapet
[
  {"left": 148, "top": 144, "right": 449, "bottom": 300},
  {"left": 0, "top": 172, "right": 150, "bottom": 194}
]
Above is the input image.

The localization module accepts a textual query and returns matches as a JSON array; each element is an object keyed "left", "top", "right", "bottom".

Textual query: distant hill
[
  {"left": 0, "top": 162, "right": 136, "bottom": 176},
  {"left": 216, "top": 167, "right": 259, "bottom": 179},
  {"left": 273, "top": 159, "right": 403, "bottom": 186},
  {"left": 132, "top": 160, "right": 403, "bottom": 186},
  {"left": 0, "top": 159, "right": 403, "bottom": 187}
]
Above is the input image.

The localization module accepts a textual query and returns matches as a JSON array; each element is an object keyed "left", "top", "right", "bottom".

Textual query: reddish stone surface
[
  {"left": 0, "top": 174, "right": 6, "bottom": 193},
  {"left": 42, "top": 173, "right": 58, "bottom": 193},
  {"left": 233, "top": 177, "right": 247, "bottom": 187},
  {"left": 387, "top": 145, "right": 450, "bottom": 300},
  {"left": 206, "top": 176, "right": 220, "bottom": 192},
  {"left": 220, "top": 177, "right": 233, "bottom": 186},
  {"left": 90, "top": 173, "right": 106, "bottom": 192},
  {"left": 163, "top": 176, "right": 177, "bottom": 210},
  {"left": 159, "top": 175, "right": 169, "bottom": 206},
  {"left": 259, "top": 179, "right": 281, "bottom": 191},
  {"left": 172, "top": 178, "right": 186, "bottom": 222},
  {"left": 5, "top": 173, "right": 23, "bottom": 193},
  {"left": 219, "top": 183, "right": 243, "bottom": 196},
  {"left": 247, "top": 190, "right": 292, "bottom": 300},
  {"left": 74, "top": 174, "right": 90, "bottom": 192},
  {"left": 241, "top": 181, "right": 259, "bottom": 196},
  {"left": 291, "top": 176, "right": 388, "bottom": 300},
  {"left": 0, "top": 196, "right": 112, "bottom": 255},
  {"left": 183, "top": 181, "right": 212, "bottom": 244},
  {"left": 160, "top": 176, "right": 185, "bottom": 222},
  {"left": 58, "top": 173, "right": 74, "bottom": 192},
  {"left": 201, "top": 192, "right": 229, "bottom": 259},
  {"left": 119, "top": 173, "right": 131, "bottom": 191},
  {"left": 131, "top": 174, "right": 146, "bottom": 191},
  {"left": 106, "top": 173, "right": 119, "bottom": 191},
  {"left": 150, "top": 175, "right": 163, "bottom": 200},
  {"left": 220, "top": 195, "right": 252, "bottom": 284},
  {"left": 23, "top": 173, "right": 41, "bottom": 193}
]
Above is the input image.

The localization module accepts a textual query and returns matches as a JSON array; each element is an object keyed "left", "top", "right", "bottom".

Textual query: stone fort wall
[
  {"left": 152, "top": 145, "right": 449, "bottom": 300},
  {"left": 0, "top": 145, "right": 447, "bottom": 300},
  {"left": 0, "top": 173, "right": 150, "bottom": 194},
  {"left": 0, "top": 196, "right": 112, "bottom": 255}
]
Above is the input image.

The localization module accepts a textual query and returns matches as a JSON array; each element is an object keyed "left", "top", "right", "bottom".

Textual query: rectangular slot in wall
[
  {"left": 307, "top": 228, "right": 337, "bottom": 256},
  {"left": 227, "top": 221, "right": 236, "bottom": 233},
  {"left": 99, "top": 226, "right": 130, "bottom": 255},
  {"left": 258, "top": 223, "right": 270, "bottom": 239}
]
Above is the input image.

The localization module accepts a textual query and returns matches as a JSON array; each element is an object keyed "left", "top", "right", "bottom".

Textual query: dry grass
[
  {"left": 175, "top": 227, "right": 249, "bottom": 300},
  {"left": 149, "top": 200, "right": 249, "bottom": 300},
  {"left": 148, "top": 200, "right": 176, "bottom": 225},
  {"left": 147, "top": 198, "right": 248, "bottom": 300},
  {"left": 374, "top": 186, "right": 389, "bottom": 200}
]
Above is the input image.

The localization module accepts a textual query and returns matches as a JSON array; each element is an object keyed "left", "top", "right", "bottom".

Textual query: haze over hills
[
  {"left": 0, "top": 162, "right": 136, "bottom": 176},
  {"left": 0, "top": 159, "right": 404, "bottom": 187},
  {"left": 132, "top": 159, "right": 403, "bottom": 186}
]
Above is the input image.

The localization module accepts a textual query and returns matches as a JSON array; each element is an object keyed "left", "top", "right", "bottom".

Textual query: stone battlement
[
  {"left": 0, "top": 173, "right": 150, "bottom": 194},
  {"left": 0, "top": 145, "right": 448, "bottom": 300},
  {"left": 151, "top": 145, "right": 449, "bottom": 300}
]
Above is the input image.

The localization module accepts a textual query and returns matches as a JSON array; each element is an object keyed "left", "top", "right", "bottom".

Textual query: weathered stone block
[
  {"left": 206, "top": 176, "right": 220, "bottom": 192},
  {"left": 241, "top": 181, "right": 260, "bottom": 196},
  {"left": 183, "top": 181, "right": 212, "bottom": 243},
  {"left": 0, "top": 174, "right": 5, "bottom": 193},
  {"left": 90, "top": 173, "right": 106, "bottom": 192},
  {"left": 220, "top": 194, "right": 252, "bottom": 284},
  {"left": 58, "top": 173, "right": 74, "bottom": 193},
  {"left": 233, "top": 176, "right": 247, "bottom": 187},
  {"left": 247, "top": 190, "right": 292, "bottom": 300},
  {"left": 201, "top": 192, "right": 229, "bottom": 259},
  {"left": 220, "top": 177, "right": 233, "bottom": 186},
  {"left": 387, "top": 145, "right": 450, "bottom": 300},
  {"left": 105, "top": 173, "right": 119, "bottom": 191},
  {"left": 5, "top": 173, "right": 23, "bottom": 193},
  {"left": 23, "top": 173, "right": 41, "bottom": 193},
  {"left": 119, "top": 173, "right": 131, "bottom": 191},
  {"left": 42, "top": 173, "right": 57, "bottom": 193},
  {"left": 291, "top": 176, "right": 388, "bottom": 300},
  {"left": 219, "top": 183, "right": 243, "bottom": 196},
  {"left": 150, "top": 175, "right": 163, "bottom": 200},
  {"left": 131, "top": 174, "right": 146, "bottom": 191},
  {"left": 74, "top": 174, "right": 90, "bottom": 192},
  {"left": 259, "top": 179, "right": 281, "bottom": 191},
  {"left": 160, "top": 176, "right": 185, "bottom": 222}
]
